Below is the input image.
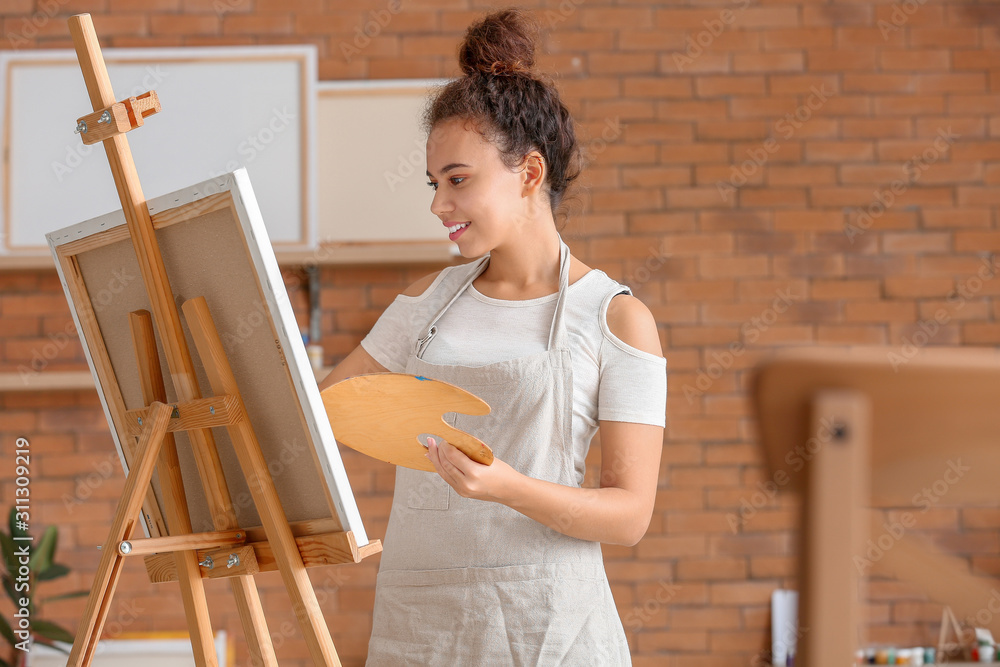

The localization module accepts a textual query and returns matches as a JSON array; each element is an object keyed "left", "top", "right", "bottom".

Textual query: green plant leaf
[
  {"left": 41, "top": 589, "right": 89, "bottom": 603},
  {"left": 8, "top": 507, "right": 28, "bottom": 541},
  {"left": 0, "top": 530, "right": 15, "bottom": 576},
  {"left": 3, "top": 575, "right": 19, "bottom": 604},
  {"left": 0, "top": 612, "right": 15, "bottom": 645},
  {"left": 30, "top": 619, "right": 75, "bottom": 644},
  {"left": 29, "top": 526, "right": 57, "bottom": 574},
  {"left": 36, "top": 563, "right": 70, "bottom": 582}
]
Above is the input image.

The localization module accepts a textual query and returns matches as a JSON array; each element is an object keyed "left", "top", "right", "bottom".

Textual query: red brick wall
[{"left": 2, "top": 1, "right": 1000, "bottom": 665}]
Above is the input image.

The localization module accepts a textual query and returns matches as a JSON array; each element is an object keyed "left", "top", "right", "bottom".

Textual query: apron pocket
[{"left": 400, "top": 467, "right": 450, "bottom": 510}]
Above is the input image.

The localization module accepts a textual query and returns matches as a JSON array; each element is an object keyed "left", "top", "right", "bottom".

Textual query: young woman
[{"left": 320, "top": 7, "right": 666, "bottom": 664}]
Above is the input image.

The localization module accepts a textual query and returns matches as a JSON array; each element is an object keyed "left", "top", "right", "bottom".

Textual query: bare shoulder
[
  {"left": 606, "top": 293, "right": 662, "bottom": 357},
  {"left": 569, "top": 255, "right": 592, "bottom": 285},
  {"left": 401, "top": 270, "right": 443, "bottom": 298}
]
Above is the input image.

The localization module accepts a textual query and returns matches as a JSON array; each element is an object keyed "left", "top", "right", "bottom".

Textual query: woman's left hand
[{"left": 425, "top": 437, "right": 519, "bottom": 503}]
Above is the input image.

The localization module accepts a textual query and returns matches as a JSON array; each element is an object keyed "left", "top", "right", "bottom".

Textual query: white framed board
[
  {"left": 2, "top": 45, "right": 316, "bottom": 254},
  {"left": 316, "top": 78, "right": 453, "bottom": 247},
  {"left": 46, "top": 169, "right": 368, "bottom": 547}
]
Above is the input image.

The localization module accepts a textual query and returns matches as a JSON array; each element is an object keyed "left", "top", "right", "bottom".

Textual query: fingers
[
  {"left": 425, "top": 438, "right": 458, "bottom": 491},
  {"left": 427, "top": 437, "right": 466, "bottom": 479}
]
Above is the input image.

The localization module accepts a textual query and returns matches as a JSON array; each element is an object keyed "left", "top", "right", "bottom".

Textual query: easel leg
[
  {"left": 131, "top": 310, "right": 278, "bottom": 666},
  {"left": 129, "top": 311, "right": 218, "bottom": 667},
  {"left": 183, "top": 297, "right": 343, "bottom": 667},
  {"left": 231, "top": 576, "right": 274, "bottom": 667},
  {"left": 797, "top": 390, "right": 871, "bottom": 667},
  {"left": 68, "top": 402, "right": 172, "bottom": 667}
]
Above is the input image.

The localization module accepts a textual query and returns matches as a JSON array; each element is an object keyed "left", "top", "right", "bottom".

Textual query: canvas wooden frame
[{"left": 46, "top": 169, "right": 368, "bottom": 547}]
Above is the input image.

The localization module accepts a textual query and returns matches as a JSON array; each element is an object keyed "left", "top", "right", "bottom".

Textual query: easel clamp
[{"left": 75, "top": 90, "right": 161, "bottom": 145}]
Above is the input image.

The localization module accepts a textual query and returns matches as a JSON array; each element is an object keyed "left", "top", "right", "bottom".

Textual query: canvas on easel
[
  {"left": 46, "top": 13, "right": 380, "bottom": 667},
  {"left": 48, "top": 169, "right": 374, "bottom": 550}
]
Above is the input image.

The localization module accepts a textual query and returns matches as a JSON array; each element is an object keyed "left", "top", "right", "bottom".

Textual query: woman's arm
[
  {"left": 318, "top": 344, "right": 387, "bottom": 391},
  {"left": 317, "top": 270, "right": 442, "bottom": 391},
  {"left": 427, "top": 420, "right": 661, "bottom": 546},
  {"left": 426, "top": 293, "right": 665, "bottom": 547}
]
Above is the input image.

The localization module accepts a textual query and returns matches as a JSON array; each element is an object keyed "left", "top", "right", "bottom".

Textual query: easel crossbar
[
  {"left": 119, "top": 528, "right": 247, "bottom": 557},
  {"left": 144, "top": 529, "right": 367, "bottom": 583},
  {"left": 124, "top": 394, "right": 242, "bottom": 436}
]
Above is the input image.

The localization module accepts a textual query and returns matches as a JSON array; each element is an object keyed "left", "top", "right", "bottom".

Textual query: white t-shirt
[{"left": 360, "top": 265, "right": 667, "bottom": 473}]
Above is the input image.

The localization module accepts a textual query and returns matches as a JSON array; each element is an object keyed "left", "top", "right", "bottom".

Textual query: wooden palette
[{"left": 321, "top": 373, "right": 492, "bottom": 472}]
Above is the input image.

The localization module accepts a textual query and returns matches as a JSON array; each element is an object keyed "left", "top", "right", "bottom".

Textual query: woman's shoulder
[
  {"left": 401, "top": 271, "right": 443, "bottom": 298},
  {"left": 604, "top": 293, "right": 662, "bottom": 359},
  {"left": 567, "top": 265, "right": 663, "bottom": 362},
  {"left": 398, "top": 257, "right": 486, "bottom": 301}
]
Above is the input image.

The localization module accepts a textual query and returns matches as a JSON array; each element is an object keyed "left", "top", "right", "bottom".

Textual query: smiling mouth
[{"left": 447, "top": 222, "right": 470, "bottom": 233}]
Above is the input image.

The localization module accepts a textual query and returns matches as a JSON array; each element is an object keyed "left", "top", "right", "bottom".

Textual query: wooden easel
[
  {"left": 938, "top": 606, "right": 969, "bottom": 661},
  {"left": 64, "top": 14, "right": 379, "bottom": 666}
]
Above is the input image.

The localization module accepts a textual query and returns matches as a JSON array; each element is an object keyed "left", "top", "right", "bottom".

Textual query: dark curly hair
[{"left": 422, "top": 7, "right": 582, "bottom": 224}]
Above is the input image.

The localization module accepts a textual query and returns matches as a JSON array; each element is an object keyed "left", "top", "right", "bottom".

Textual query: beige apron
[{"left": 366, "top": 240, "right": 631, "bottom": 666}]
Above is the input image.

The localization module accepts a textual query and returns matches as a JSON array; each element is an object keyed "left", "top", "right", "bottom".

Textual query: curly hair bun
[
  {"left": 425, "top": 6, "right": 581, "bottom": 219},
  {"left": 458, "top": 7, "right": 539, "bottom": 78}
]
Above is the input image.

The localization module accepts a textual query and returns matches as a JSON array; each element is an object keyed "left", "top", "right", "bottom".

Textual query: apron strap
[
  {"left": 546, "top": 238, "right": 571, "bottom": 351},
  {"left": 415, "top": 254, "right": 490, "bottom": 358},
  {"left": 415, "top": 238, "right": 573, "bottom": 357}
]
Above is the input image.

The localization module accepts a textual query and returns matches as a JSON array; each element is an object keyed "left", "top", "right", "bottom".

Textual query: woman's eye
[{"left": 426, "top": 177, "right": 465, "bottom": 191}]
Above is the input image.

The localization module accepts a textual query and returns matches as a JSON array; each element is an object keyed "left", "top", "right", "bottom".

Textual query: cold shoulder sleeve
[
  {"left": 597, "top": 292, "right": 667, "bottom": 428},
  {"left": 359, "top": 295, "right": 418, "bottom": 373},
  {"left": 360, "top": 270, "right": 447, "bottom": 372}
]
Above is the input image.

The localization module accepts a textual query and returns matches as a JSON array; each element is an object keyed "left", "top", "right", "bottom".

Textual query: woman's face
[{"left": 425, "top": 118, "right": 530, "bottom": 258}]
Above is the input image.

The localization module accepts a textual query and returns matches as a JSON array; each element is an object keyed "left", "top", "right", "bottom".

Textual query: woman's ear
[{"left": 519, "top": 151, "right": 546, "bottom": 197}]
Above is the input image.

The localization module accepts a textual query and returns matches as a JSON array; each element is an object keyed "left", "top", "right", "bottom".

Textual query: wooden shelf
[
  {"left": 0, "top": 367, "right": 334, "bottom": 393},
  {"left": 0, "top": 370, "right": 96, "bottom": 392},
  {"left": 0, "top": 242, "right": 458, "bottom": 271},
  {"left": 0, "top": 255, "right": 58, "bottom": 270},
  {"left": 277, "top": 242, "right": 459, "bottom": 266}
]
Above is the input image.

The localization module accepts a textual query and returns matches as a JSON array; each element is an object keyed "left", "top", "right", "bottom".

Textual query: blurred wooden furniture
[{"left": 750, "top": 346, "right": 1000, "bottom": 667}]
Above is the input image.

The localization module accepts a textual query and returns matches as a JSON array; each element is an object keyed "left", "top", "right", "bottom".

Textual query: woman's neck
[{"left": 475, "top": 225, "right": 562, "bottom": 300}]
